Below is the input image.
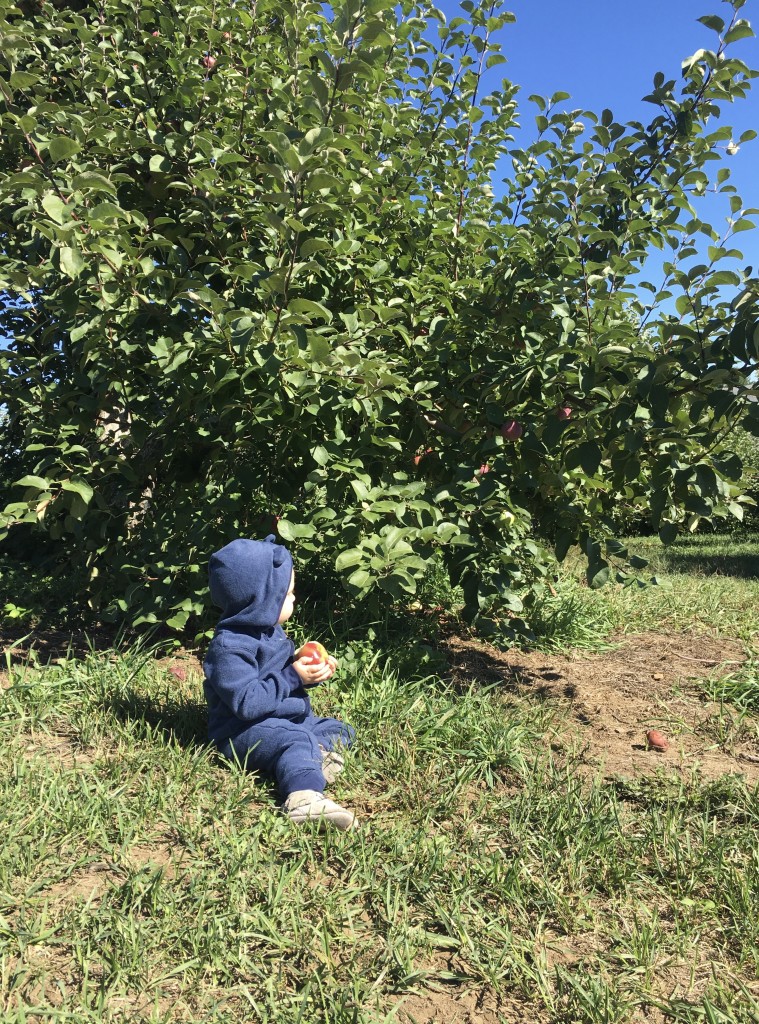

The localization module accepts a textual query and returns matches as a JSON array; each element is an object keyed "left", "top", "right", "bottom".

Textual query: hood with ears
[{"left": 208, "top": 536, "right": 293, "bottom": 632}]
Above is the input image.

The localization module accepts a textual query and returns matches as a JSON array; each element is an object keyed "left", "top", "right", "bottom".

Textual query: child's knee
[{"left": 315, "top": 718, "right": 355, "bottom": 749}]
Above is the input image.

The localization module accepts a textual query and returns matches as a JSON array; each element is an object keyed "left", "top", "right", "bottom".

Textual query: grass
[
  {"left": 605, "top": 534, "right": 759, "bottom": 642},
  {"left": 1, "top": 533, "right": 759, "bottom": 1022},
  {"left": 524, "top": 533, "right": 759, "bottom": 655},
  {"left": 1, "top": 660, "right": 758, "bottom": 1020}
]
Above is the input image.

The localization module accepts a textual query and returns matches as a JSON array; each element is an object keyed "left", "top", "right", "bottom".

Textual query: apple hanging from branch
[{"left": 500, "top": 419, "right": 523, "bottom": 441}]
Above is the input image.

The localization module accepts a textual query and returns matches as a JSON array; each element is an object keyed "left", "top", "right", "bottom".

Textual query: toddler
[{"left": 203, "top": 536, "right": 357, "bottom": 829}]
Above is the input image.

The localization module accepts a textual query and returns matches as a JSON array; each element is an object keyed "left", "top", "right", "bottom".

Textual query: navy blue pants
[{"left": 219, "top": 715, "right": 355, "bottom": 797}]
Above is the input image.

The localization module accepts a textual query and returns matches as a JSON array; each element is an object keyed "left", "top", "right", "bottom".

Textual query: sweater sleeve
[{"left": 204, "top": 639, "right": 303, "bottom": 722}]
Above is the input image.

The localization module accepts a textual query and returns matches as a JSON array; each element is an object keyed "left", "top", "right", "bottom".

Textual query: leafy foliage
[{"left": 1, "top": 0, "right": 758, "bottom": 631}]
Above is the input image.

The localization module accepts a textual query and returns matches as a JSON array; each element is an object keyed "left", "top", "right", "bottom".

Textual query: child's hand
[{"left": 293, "top": 653, "right": 337, "bottom": 688}]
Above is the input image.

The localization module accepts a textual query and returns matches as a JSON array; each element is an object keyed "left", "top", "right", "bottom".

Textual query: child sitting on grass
[{"left": 203, "top": 536, "right": 357, "bottom": 830}]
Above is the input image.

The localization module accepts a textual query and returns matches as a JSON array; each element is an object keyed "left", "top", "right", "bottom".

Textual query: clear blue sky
[{"left": 439, "top": 0, "right": 759, "bottom": 272}]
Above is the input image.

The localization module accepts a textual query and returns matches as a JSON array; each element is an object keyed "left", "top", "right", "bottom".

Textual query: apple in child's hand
[{"left": 299, "top": 641, "right": 329, "bottom": 665}]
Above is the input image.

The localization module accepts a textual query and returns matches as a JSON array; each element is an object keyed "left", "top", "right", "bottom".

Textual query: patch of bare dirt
[
  {"left": 21, "top": 729, "right": 87, "bottom": 768},
  {"left": 39, "top": 838, "right": 182, "bottom": 910},
  {"left": 157, "top": 654, "right": 203, "bottom": 683},
  {"left": 538, "top": 928, "right": 605, "bottom": 971},
  {"left": 125, "top": 840, "right": 186, "bottom": 881},
  {"left": 394, "top": 975, "right": 547, "bottom": 1024},
  {"left": 43, "top": 859, "right": 122, "bottom": 905},
  {"left": 443, "top": 632, "right": 759, "bottom": 785}
]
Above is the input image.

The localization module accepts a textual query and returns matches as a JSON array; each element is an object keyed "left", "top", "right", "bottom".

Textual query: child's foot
[
  {"left": 284, "top": 790, "right": 357, "bottom": 831},
  {"left": 320, "top": 746, "right": 345, "bottom": 785}
]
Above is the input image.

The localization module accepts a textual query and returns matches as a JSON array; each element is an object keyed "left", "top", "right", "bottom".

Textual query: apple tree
[{"left": 1, "top": 0, "right": 758, "bottom": 632}]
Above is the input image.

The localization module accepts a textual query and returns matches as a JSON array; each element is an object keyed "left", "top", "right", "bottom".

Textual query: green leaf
[
  {"left": 308, "top": 334, "right": 332, "bottom": 362},
  {"left": 72, "top": 171, "right": 117, "bottom": 194},
  {"left": 15, "top": 475, "right": 50, "bottom": 491},
  {"left": 299, "top": 127, "right": 334, "bottom": 155},
  {"left": 149, "top": 154, "right": 172, "bottom": 172},
  {"left": 568, "top": 441, "right": 602, "bottom": 476},
  {"left": 288, "top": 298, "right": 332, "bottom": 322},
  {"left": 707, "top": 270, "right": 741, "bottom": 287},
  {"left": 10, "top": 71, "right": 39, "bottom": 89},
  {"left": 61, "top": 477, "right": 94, "bottom": 503},
  {"left": 41, "top": 193, "right": 67, "bottom": 223},
  {"left": 347, "top": 568, "right": 373, "bottom": 590},
  {"left": 60, "top": 246, "right": 85, "bottom": 279},
  {"left": 554, "top": 530, "right": 573, "bottom": 562},
  {"left": 697, "top": 15, "right": 724, "bottom": 32},
  {"left": 588, "top": 562, "right": 610, "bottom": 589},
  {"left": 724, "top": 21, "right": 754, "bottom": 44},
  {"left": 335, "top": 548, "right": 363, "bottom": 571},
  {"left": 89, "top": 202, "right": 127, "bottom": 222},
  {"left": 731, "top": 218, "right": 755, "bottom": 233},
  {"left": 659, "top": 523, "right": 678, "bottom": 545},
  {"left": 275, "top": 520, "right": 315, "bottom": 541},
  {"left": 230, "top": 316, "right": 256, "bottom": 357},
  {"left": 48, "top": 137, "right": 81, "bottom": 162},
  {"left": 377, "top": 574, "right": 407, "bottom": 599},
  {"left": 299, "top": 238, "right": 331, "bottom": 257}
]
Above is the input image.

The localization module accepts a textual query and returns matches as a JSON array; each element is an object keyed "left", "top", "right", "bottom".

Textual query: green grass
[
  {"left": 2, "top": 533, "right": 759, "bottom": 1022},
  {"left": 604, "top": 534, "right": 759, "bottom": 640},
  {"left": 1, "top": 641, "right": 758, "bottom": 1023},
  {"left": 524, "top": 533, "right": 759, "bottom": 653}
]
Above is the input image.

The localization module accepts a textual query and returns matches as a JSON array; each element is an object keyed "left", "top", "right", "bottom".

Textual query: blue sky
[{"left": 439, "top": 0, "right": 759, "bottom": 272}]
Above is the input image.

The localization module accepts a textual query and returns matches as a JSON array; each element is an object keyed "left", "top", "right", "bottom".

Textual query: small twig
[
  {"left": 676, "top": 654, "right": 743, "bottom": 665},
  {"left": 738, "top": 752, "right": 759, "bottom": 765}
]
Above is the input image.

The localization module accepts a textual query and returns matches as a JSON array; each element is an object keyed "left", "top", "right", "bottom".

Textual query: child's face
[{"left": 278, "top": 570, "right": 295, "bottom": 624}]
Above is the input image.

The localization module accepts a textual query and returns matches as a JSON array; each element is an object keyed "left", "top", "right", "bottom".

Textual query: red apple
[
  {"left": 500, "top": 419, "right": 523, "bottom": 441},
  {"left": 646, "top": 729, "right": 668, "bottom": 752},
  {"left": 222, "top": 31, "right": 232, "bottom": 41},
  {"left": 151, "top": 30, "right": 160, "bottom": 37},
  {"left": 556, "top": 405, "right": 572, "bottom": 421},
  {"left": 477, "top": 463, "right": 491, "bottom": 475},
  {"left": 299, "top": 641, "right": 329, "bottom": 665},
  {"left": 414, "top": 447, "right": 433, "bottom": 466},
  {"left": 202, "top": 54, "right": 217, "bottom": 69}
]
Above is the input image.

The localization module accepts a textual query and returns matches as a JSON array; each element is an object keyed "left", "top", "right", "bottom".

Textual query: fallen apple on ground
[{"left": 645, "top": 729, "right": 669, "bottom": 752}]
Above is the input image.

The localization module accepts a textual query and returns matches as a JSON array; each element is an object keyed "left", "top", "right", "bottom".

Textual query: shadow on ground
[
  {"left": 439, "top": 634, "right": 571, "bottom": 698},
  {"left": 106, "top": 686, "right": 209, "bottom": 752},
  {"left": 0, "top": 620, "right": 181, "bottom": 665},
  {"left": 661, "top": 551, "right": 759, "bottom": 579}
]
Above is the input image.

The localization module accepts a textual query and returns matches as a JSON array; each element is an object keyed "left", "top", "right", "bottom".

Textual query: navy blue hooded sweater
[{"left": 203, "top": 537, "right": 311, "bottom": 743}]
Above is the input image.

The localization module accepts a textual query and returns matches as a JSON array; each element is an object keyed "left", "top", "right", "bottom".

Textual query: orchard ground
[{"left": 1, "top": 534, "right": 758, "bottom": 1024}]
